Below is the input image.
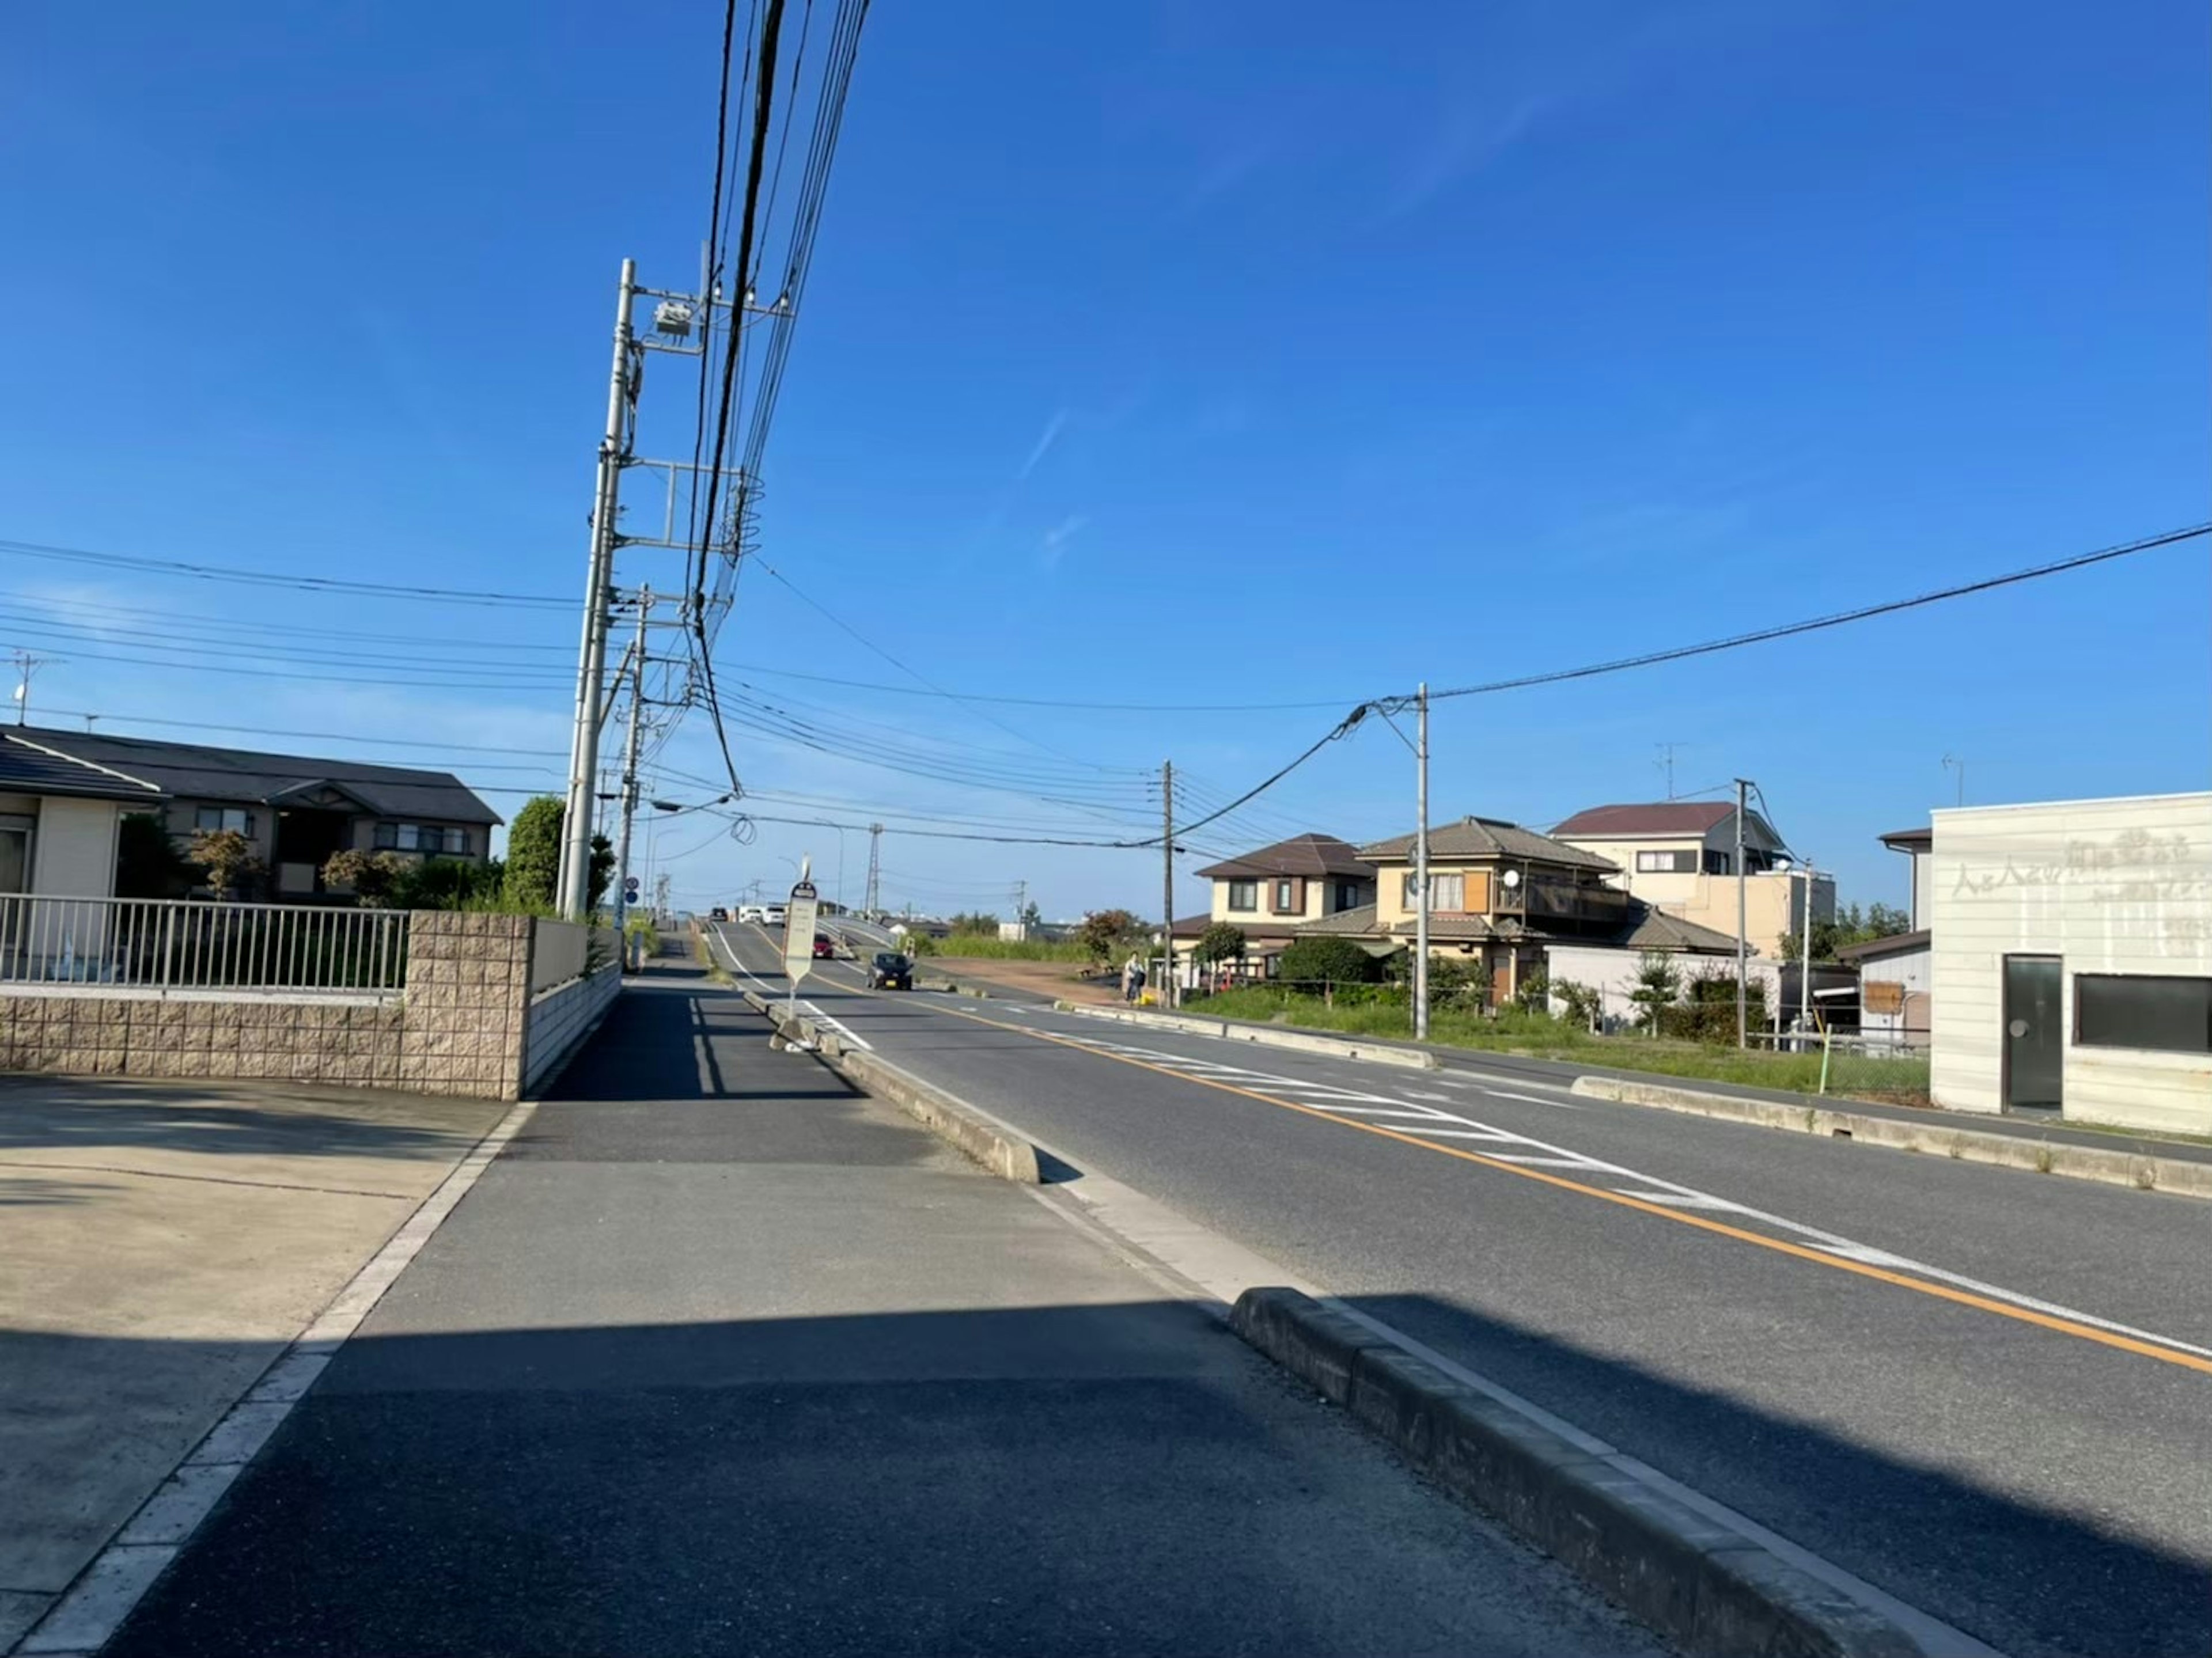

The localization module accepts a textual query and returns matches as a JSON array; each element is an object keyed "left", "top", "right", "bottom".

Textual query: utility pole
[
  {"left": 864, "top": 823, "right": 883, "bottom": 917},
  {"left": 1414, "top": 684, "right": 1431, "bottom": 1042},
  {"left": 1798, "top": 859, "right": 1816, "bottom": 1042},
  {"left": 609, "top": 589, "right": 653, "bottom": 962},
  {"left": 1656, "top": 741, "right": 1685, "bottom": 800},
  {"left": 1161, "top": 760, "right": 1176, "bottom": 1007},
  {"left": 1942, "top": 753, "right": 1965, "bottom": 809},
  {"left": 1013, "top": 879, "right": 1028, "bottom": 936},
  {"left": 558, "top": 256, "right": 639, "bottom": 922},
  {"left": 10, "top": 650, "right": 46, "bottom": 726},
  {"left": 1734, "top": 777, "right": 1749, "bottom": 1048}
]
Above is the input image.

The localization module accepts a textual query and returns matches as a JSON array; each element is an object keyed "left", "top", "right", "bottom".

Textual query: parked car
[
  {"left": 709, "top": 906, "right": 729, "bottom": 923},
  {"left": 812, "top": 932, "right": 835, "bottom": 959},
  {"left": 868, "top": 951, "right": 913, "bottom": 991}
]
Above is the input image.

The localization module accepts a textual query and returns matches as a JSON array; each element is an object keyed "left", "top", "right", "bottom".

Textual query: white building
[{"left": 1930, "top": 792, "right": 2211, "bottom": 1135}]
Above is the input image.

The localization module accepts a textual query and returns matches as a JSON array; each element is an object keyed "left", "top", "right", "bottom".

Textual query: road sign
[
  {"left": 623, "top": 875, "right": 640, "bottom": 898},
  {"left": 782, "top": 879, "right": 820, "bottom": 985}
]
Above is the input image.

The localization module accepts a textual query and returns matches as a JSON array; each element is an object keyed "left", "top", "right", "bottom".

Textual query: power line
[
  {"left": 0, "top": 538, "right": 569, "bottom": 608},
  {"left": 1425, "top": 523, "right": 2207, "bottom": 704},
  {"left": 0, "top": 593, "right": 570, "bottom": 654}
]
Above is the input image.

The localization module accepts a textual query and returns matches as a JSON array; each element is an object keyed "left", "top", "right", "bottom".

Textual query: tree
[
  {"left": 1019, "top": 900, "right": 1043, "bottom": 929},
  {"left": 115, "top": 812, "right": 191, "bottom": 899},
  {"left": 1277, "top": 935, "right": 1382, "bottom": 991},
  {"left": 1078, "top": 908, "right": 1141, "bottom": 967},
  {"left": 1628, "top": 950, "right": 1681, "bottom": 1033},
  {"left": 504, "top": 796, "right": 564, "bottom": 911},
  {"left": 186, "top": 829, "right": 263, "bottom": 898},
  {"left": 949, "top": 910, "right": 1002, "bottom": 935},
  {"left": 1778, "top": 899, "right": 1913, "bottom": 965},
  {"left": 588, "top": 833, "right": 616, "bottom": 913},
  {"left": 322, "top": 848, "right": 411, "bottom": 906},
  {"left": 1195, "top": 921, "right": 1247, "bottom": 966}
]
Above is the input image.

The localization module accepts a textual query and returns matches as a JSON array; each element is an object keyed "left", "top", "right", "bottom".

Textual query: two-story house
[
  {"left": 2, "top": 726, "right": 500, "bottom": 901},
  {"left": 1550, "top": 801, "right": 1831, "bottom": 960},
  {"left": 1174, "top": 833, "right": 1374, "bottom": 970}
]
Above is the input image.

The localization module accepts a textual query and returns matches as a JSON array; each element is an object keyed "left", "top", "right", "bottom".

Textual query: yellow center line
[{"left": 889, "top": 994, "right": 2212, "bottom": 1377}]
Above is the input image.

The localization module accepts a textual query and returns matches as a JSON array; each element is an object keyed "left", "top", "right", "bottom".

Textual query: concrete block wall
[
  {"left": 397, "top": 911, "right": 532, "bottom": 1100},
  {"left": 0, "top": 992, "right": 405, "bottom": 1082},
  {"left": 523, "top": 960, "right": 622, "bottom": 1094}
]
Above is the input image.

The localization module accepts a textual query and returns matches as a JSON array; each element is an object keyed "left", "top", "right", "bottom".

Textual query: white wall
[
  {"left": 1931, "top": 792, "right": 2211, "bottom": 1133},
  {"left": 1854, "top": 940, "right": 1932, "bottom": 1046},
  {"left": 1544, "top": 944, "right": 1777, "bottom": 1030},
  {"left": 32, "top": 798, "right": 121, "bottom": 898}
]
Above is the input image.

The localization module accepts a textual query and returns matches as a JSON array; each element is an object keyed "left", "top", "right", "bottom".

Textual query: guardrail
[{"left": 0, "top": 893, "right": 409, "bottom": 992}]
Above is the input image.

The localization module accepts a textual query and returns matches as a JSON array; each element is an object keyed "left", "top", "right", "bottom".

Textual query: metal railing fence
[{"left": 0, "top": 894, "right": 409, "bottom": 992}]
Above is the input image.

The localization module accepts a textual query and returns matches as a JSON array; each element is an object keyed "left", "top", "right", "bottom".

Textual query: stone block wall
[
  {"left": 0, "top": 909, "right": 613, "bottom": 1101},
  {"left": 397, "top": 912, "right": 532, "bottom": 1100}
]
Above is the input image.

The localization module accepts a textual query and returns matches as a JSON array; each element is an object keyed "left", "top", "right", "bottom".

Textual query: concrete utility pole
[
  {"left": 864, "top": 823, "right": 882, "bottom": 918},
  {"left": 609, "top": 589, "right": 653, "bottom": 960},
  {"left": 1734, "top": 777, "right": 1749, "bottom": 1048},
  {"left": 1798, "top": 859, "right": 1817, "bottom": 1042},
  {"left": 558, "top": 257, "right": 639, "bottom": 921},
  {"left": 1161, "top": 760, "right": 1176, "bottom": 1008},
  {"left": 10, "top": 650, "right": 47, "bottom": 726},
  {"left": 1414, "top": 684, "right": 1431, "bottom": 1042}
]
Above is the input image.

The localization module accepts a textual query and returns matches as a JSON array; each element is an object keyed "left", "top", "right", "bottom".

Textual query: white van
[
  {"left": 762, "top": 903, "right": 789, "bottom": 927},
  {"left": 736, "top": 904, "right": 766, "bottom": 924}
]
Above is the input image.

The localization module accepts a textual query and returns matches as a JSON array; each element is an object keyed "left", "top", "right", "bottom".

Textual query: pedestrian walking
[{"left": 1123, "top": 952, "right": 1146, "bottom": 1004}]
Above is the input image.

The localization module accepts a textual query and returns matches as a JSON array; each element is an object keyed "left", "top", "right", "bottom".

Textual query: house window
[
  {"left": 1636, "top": 849, "right": 1698, "bottom": 874},
  {"left": 1272, "top": 878, "right": 1297, "bottom": 913},
  {"left": 1226, "top": 880, "right": 1257, "bottom": 912},
  {"left": 194, "top": 807, "right": 253, "bottom": 836},
  {"left": 0, "top": 814, "right": 32, "bottom": 894},
  {"left": 374, "top": 824, "right": 468, "bottom": 855},
  {"left": 1332, "top": 881, "right": 1362, "bottom": 912},
  {"left": 1404, "top": 872, "right": 1465, "bottom": 910},
  {"left": 1703, "top": 850, "right": 1733, "bottom": 875},
  {"left": 2074, "top": 974, "right": 2212, "bottom": 1056}
]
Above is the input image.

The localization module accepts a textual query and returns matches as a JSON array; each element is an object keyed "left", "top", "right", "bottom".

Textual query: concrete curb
[
  {"left": 1056, "top": 1002, "right": 1440, "bottom": 1071},
  {"left": 753, "top": 997, "right": 1043, "bottom": 1185},
  {"left": 1570, "top": 1076, "right": 2212, "bottom": 1202},
  {"left": 1231, "top": 1288, "right": 1930, "bottom": 1658}
]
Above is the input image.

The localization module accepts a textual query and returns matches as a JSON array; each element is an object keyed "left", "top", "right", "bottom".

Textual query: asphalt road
[{"left": 723, "top": 923, "right": 2212, "bottom": 1658}]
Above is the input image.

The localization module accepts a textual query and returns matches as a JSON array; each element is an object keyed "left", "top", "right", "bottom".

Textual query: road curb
[
  {"left": 1569, "top": 1076, "right": 2212, "bottom": 1201},
  {"left": 1056, "top": 1002, "right": 1440, "bottom": 1071},
  {"left": 754, "top": 997, "right": 1044, "bottom": 1185},
  {"left": 1230, "top": 1288, "right": 1930, "bottom": 1658}
]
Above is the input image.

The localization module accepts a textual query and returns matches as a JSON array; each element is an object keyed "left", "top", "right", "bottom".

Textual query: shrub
[
  {"left": 1628, "top": 951, "right": 1681, "bottom": 1033},
  {"left": 115, "top": 813, "right": 191, "bottom": 899},
  {"left": 1277, "top": 935, "right": 1383, "bottom": 991},
  {"left": 322, "top": 848, "right": 411, "bottom": 906},
  {"left": 505, "top": 796, "right": 564, "bottom": 910},
  {"left": 1513, "top": 968, "right": 1550, "bottom": 1013},
  {"left": 1078, "top": 908, "right": 1141, "bottom": 967},
  {"left": 1552, "top": 978, "right": 1602, "bottom": 1030},
  {"left": 1425, "top": 954, "right": 1487, "bottom": 1009},
  {"left": 187, "top": 828, "right": 263, "bottom": 897}
]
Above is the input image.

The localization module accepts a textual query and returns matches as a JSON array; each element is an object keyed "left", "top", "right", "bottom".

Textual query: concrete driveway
[{"left": 0, "top": 1075, "right": 506, "bottom": 1649}]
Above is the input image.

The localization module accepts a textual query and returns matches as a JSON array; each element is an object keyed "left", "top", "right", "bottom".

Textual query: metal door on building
[{"left": 2001, "top": 954, "right": 2063, "bottom": 1111}]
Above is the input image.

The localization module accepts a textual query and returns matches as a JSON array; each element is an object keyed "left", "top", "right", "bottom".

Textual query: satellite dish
[{"left": 1501, "top": 868, "right": 1521, "bottom": 889}]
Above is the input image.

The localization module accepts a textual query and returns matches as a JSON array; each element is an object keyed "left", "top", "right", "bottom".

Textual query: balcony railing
[
  {"left": 0, "top": 894, "right": 409, "bottom": 992},
  {"left": 1494, "top": 875, "right": 1633, "bottom": 928}
]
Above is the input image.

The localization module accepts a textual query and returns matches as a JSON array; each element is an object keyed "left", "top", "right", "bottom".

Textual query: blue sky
[{"left": 2, "top": 0, "right": 2205, "bottom": 921}]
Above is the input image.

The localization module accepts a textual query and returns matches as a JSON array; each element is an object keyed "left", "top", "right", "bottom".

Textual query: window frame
[
  {"left": 2073, "top": 973, "right": 2212, "bottom": 1056},
  {"left": 1225, "top": 879, "right": 1258, "bottom": 913},
  {"left": 195, "top": 806, "right": 252, "bottom": 836},
  {"left": 1271, "top": 877, "right": 1297, "bottom": 914},
  {"left": 1636, "top": 849, "right": 1698, "bottom": 874}
]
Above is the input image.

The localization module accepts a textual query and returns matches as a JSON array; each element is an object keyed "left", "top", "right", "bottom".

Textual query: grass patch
[
  {"left": 1196, "top": 988, "right": 1930, "bottom": 1102},
  {"left": 691, "top": 926, "right": 732, "bottom": 985},
  {"left": 916, "top": 932, "right": 1093, "bottom": 962}
]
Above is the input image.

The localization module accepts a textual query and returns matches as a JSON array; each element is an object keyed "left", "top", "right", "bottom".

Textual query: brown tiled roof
[
  {"left": 1613, "top": 909, "right": 1743, "bottom": 954},
  {"left": 1287, "top": 903, "right": 1381, "bottom": 937},
  {"left": 1359, "top": 816, "right": 1616, "bottom": 872},
  {"left": 1195, "top": 833, "right": 1370, "bottom": 882},
  {"left": 1551, "top": 802, "right": 1736, "bottom": 837}
]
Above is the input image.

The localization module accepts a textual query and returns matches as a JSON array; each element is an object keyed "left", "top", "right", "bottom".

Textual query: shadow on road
[{"left": 0, "top": 1076, "right": 484, "bottom": 1164}]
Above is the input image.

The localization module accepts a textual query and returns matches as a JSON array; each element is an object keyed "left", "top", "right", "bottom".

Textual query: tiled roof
[
  {"left": 1551, "top": 802, "right": 1736, "bottom": 837},
  {"left": 1195, "top": 833, "right": 1370, "bottom": 881},
  {"left": 1359, "top": 816, "right": 1617, "bottom": 872},
  {"left": 1287, "top": 902, "right": 1381, "bottom": 937},
  {"left": 0, "top": 735, "right": 168, "bottom": 804},
  {"left": 13, "top": 725, "right": 502, "bottom": 825},
  {"left": 1613, "top": 909, "right": 1743, "bottom": 954}
]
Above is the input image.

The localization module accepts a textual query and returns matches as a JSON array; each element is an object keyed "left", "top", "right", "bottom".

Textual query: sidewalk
[
  {"left": 102, "top": 962, "right": 1663, "bottom": 1657},
  {"left": 0, "top": 1076, "right": 507, "bottom": 1651}
]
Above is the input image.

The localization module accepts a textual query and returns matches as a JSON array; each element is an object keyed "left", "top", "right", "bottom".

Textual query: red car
[{"left": 812, "top": 932, "right": 836, "bottom": 959}]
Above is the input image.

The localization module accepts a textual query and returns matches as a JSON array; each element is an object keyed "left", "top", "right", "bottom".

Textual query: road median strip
[
  {"left": 1055, "top": 1001, "right": 1440, "bottom": 1071},
  {"left": 752, "top": 995, "right": 1043, "bottom": 1185},
  {"left": 1570, "top": 1076, "right": 2212, "bottom": 1201},
  {"left": 1231, "top": 1287, "right": 1933, "bottom": 1658}
]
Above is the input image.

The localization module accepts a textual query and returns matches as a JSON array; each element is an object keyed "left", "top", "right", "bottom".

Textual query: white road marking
[
  {"left": 1025, "top": 1020, "right": 2212, "bottom": 1363},
  {"left": 711, "top": 927, "right": 875, "bottom": 1051}
]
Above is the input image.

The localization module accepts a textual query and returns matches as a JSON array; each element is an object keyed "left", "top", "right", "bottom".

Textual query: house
[
  {"left": 1172, "top": 833, "right": 1375, "bottom": 969},
  {"left": 1929, "top": 792, "right": 2209, "bottom": 1135},
  {"left": 1551, "top": 800, "right": 1832, "bottom": 959},
  {"left": 1837, "top": 825, "right": 1937, "bottom": 1050},
  {"left": 1, "top": 727, "right": 501, "bottom": 902},
  {"left": 1308, "top": 814, "right": 1741, "bottom": 1007}
]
